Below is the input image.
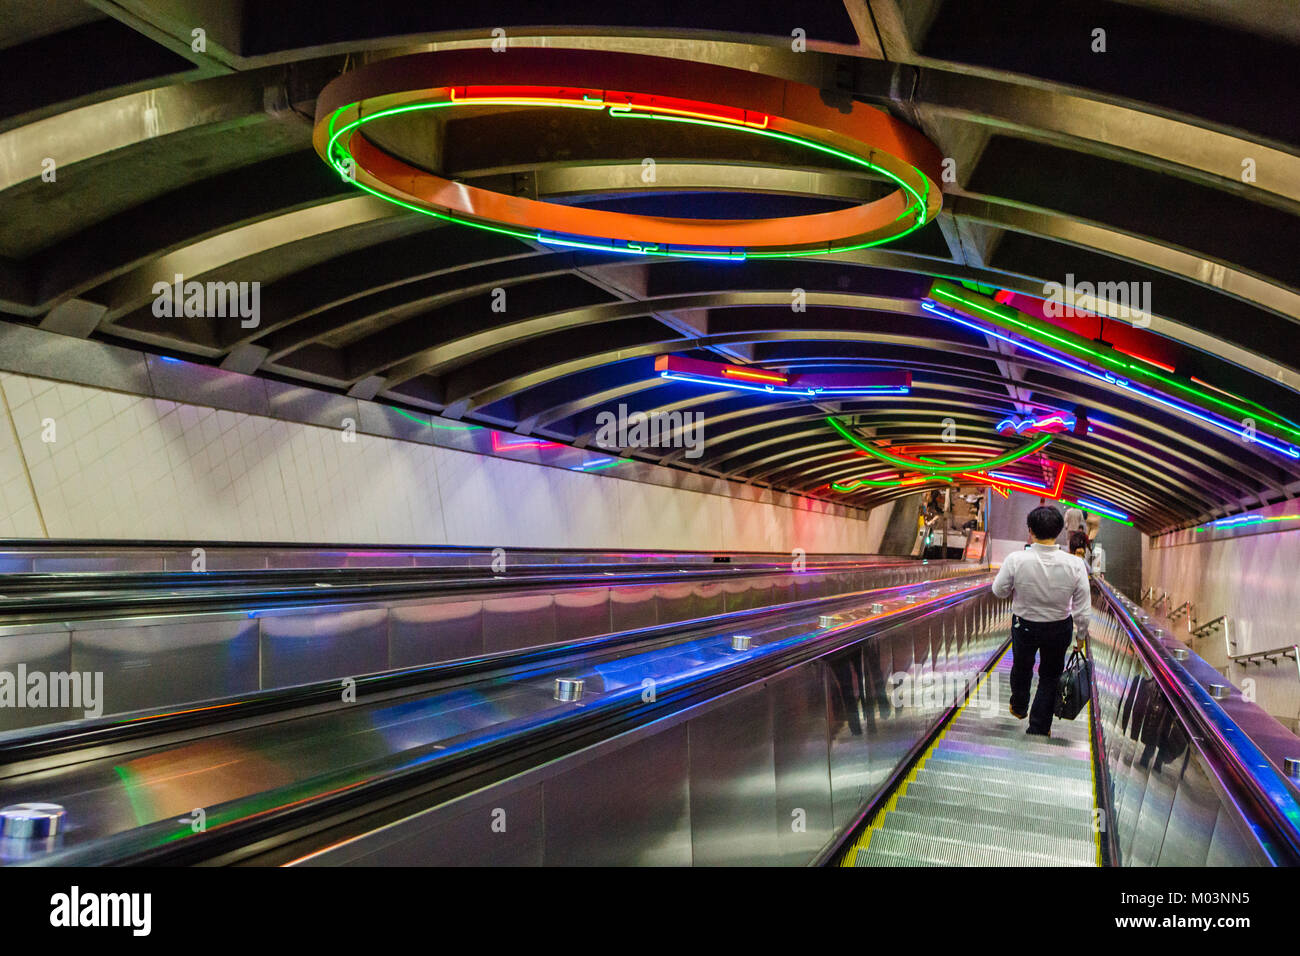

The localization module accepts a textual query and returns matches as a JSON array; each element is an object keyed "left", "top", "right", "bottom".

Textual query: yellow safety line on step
[
  {"left": 1085, "top": 698, "right": 1103, "bottom": 867},
  {"left": 839, "top": 644, "right": 1011, "bottom": 867}
]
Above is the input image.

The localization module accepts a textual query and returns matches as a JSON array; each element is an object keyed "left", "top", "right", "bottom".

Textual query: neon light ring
[{"left": 313, "top": 49, "right": 944, "bottom": 259}]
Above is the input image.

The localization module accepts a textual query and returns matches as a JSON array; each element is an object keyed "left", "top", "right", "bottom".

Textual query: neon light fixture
[
  {"left": 827, "top": 416, "right": 1052, "bottom": 474},
  {"left": 925, "top": 282, "right": 1300, "bottom": 460},
  {"left": 974, "top": 463, "right": 1069, "bottom": 499},
  {"left": 314, "top": 49, "right": 943, "bottom": 260},
  {"left": 659, "top": 355, "right": 910, "bottom": 398},
  {"left": 1197, "top": 513, "right": 1300, "bottom": 530},
  {"left": 831, "top": 474, "right": 952, "bottom": 491},
  {"left": 995, "top": 413, "right": 1089, "bottom": 436},
  {"left": 1074, "top": 496, "right": 1130, "bottom": 521}
]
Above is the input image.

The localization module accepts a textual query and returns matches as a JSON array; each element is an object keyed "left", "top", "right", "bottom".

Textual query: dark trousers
[{"left": 1009, "top": 615, "right": 1073, "bottom": 733}]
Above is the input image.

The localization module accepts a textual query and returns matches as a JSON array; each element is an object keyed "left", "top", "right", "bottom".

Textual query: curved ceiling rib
[{"left": 1, "top": 0, "right": 1297, "bottom": 535}]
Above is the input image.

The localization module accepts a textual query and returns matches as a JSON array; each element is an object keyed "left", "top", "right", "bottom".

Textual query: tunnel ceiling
[{"left": 1, "top": 0, "right": 1298, "bottom": 536}]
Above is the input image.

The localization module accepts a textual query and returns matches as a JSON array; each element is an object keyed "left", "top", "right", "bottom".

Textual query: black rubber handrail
[
  {"left": 0, "top": 558, "right": 934, "bottom": 625},
  {"left": 0, "top": 571, "right": 980, "bottom": 768}
]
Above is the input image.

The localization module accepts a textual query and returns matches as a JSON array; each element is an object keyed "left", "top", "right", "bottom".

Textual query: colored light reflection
[{"left": 490, "top": 432, "right": 563, "bottom": 452}]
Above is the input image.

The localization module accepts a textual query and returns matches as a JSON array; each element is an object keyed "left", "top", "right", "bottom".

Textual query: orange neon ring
[{"left": 313, "top": 48, "right": 944, "bottom": 259}]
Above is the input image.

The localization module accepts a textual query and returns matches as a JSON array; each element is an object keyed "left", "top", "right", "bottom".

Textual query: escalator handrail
[
  {"left": 0, "top": 571, "right": 982, "bottom": 769},
  {"left": 1095, "top": 578, "right": 1300, "bottom": 866},
  {"left": 0, "top": 559, "right": 953, "bottom": 624},
  {"left": 23, "top": 578, "right": 994, "bottom": 866}
]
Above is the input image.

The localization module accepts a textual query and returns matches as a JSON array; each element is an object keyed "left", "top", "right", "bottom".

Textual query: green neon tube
[
  {"left": 930, "top": 283, "right": 1300, "bottom": 443},
  {"left": 827, "top": 416, "right": 1052, "bottom": 474},
  {"left": 326, "top": 99, "right": 932, "bottom": 260}
]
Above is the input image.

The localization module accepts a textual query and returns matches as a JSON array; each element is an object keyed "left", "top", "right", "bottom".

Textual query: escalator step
[
  {"left": 889, "top": 798, "right": 1096, "bottom": 842},
  {"left": 913, "top": 768, "right": 1093, "bottom": 808},
  {"left": 921, "top": 755, "right": 1090, "bottom": 788},
  {"left": 896, "top": 783, "right": 1095, "bottom": 825},
  {"left": 924, "top": 745, "right": 1093, "bottom": 780},
  {"left": 857, "top": 829, "right": 1091, "bottom": 867}
]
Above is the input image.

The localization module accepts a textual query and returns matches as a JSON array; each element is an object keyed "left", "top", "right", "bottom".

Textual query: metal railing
[
  {"left": 1191, "top": 614, "right": 1233, "bottom": 659},
  {"left": 1230, "top": 643, "right": 1300, "bottom": 676}
]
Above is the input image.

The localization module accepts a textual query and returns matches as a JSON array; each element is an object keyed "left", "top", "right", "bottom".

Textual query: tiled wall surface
[
  {"left": 1146, "top": 530, "right": 1300, "bottom": 730},
  {"left": 0, "top": 372, "right": 888, "bottom": 553}
]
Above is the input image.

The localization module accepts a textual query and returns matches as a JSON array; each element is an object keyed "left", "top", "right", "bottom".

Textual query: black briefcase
[{"left": 1055, "top": 649, "right": 1091, "bottom": 720}]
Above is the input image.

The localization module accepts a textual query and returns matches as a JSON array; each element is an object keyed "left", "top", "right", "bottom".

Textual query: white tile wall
[{"left": 0, "top": 371, "right": 886, "bottom": 553}]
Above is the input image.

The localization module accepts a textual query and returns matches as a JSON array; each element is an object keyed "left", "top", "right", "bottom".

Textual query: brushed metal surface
[
  {"left": 0, "top": 630, "right": 75, "bottom": 730},
  {"left": 770, "top": 663, "right": 833, "bottom": 865},
  {"left": 542, "top": 723, "right": 692, "bottom": 866},
  {"left": 388, "top": 599, "right": 483, "bottom": 668},
  {"left": 553, "top": 587, "right": 612, "bottom": 642},
  {"left": 72, "top": 618, "right": 259, "bottom": 716},
  {"left": 298, "top": 784, "right": 544, "bottom": 867},
  {"left": 655, "top": 581, "right": 696, "bottom": 627},
  {"left": 687, "top": 687, "right": 779, "bottom": 865},
  {"left": 609, "top": 584, "right": 658, "bottom": 633},
  {"left": 260, "top": 608, "right": 388, "bottom": 686},
  {"left": 482, "top": 593, "right": 556, "bottom": 654},
  {"left": 826, "top": 645, "right": 872, "bottom": 832}
]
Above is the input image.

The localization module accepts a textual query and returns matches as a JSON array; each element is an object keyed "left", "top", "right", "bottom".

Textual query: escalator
[
  {"left": 839, "top": 650, "right": 1100, "bottom": 867},
  {"left": 2, "top": 557, "right": 1297, "bottom": 867}
]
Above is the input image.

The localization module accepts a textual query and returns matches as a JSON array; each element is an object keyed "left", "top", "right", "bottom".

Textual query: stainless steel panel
[
  {"left": 482, "top": 593, "right": 555, "bottom": 654},
  {"left": 871, "top": 627, "right": 918, "bottom": 788},
  {"left": 1154, "top": 746, "right": 1220, "bottom": 866},
  {"left": 297, "top": 784, "right": 544, "bottom": 866},
  {"left": 1206, "top": 804, "right": 1267, "bottom": 866},
  {"left": 1126, "top": 689, "right": 1192, "bottom": 865},
  {"left": 542, "top": 723, "right": 692, "bottom": 865},
  {"left": 723, "top": 576, "right": 761, "bottom": 613},
  {"left": 265, "top": 380, "right": 360, "bottom": 429},
  {"left": 826, "top": 646, "right": 872, "bottom": 831},
  {"left": 553, "top": 587, "right": 611, "bottom": 642},
  {"left": 769, "top": 662, "right": 833, "bottom": 865},
  {"left": 388, "top": 599, "right": 484, "bottom": 668},
  {"left": 693, "top": 581, "right": 724, "bottom": 619},
  {"left": 72, "top": 618, "right": 259, "bottom": 716},
  {"left": 1127, "top": 738, "right": 1189, "bottom": 868},
  {"left": 0, "top": 630, "right": 75, "bottom": 730},
  {"left": 655, "top": 581, "right": 695, "bottom": 625},
  {"left": 687, "top": 687, "right": 779, "bottom": 865},
  {"left": 145, "top": 354, "right": 271, "bottom": 416},
  {"left": 609, "top": 584, "right": 657, "bottom": 633},
  {"left": 260, "top": 608, "right": 388, "bottom": 686}
]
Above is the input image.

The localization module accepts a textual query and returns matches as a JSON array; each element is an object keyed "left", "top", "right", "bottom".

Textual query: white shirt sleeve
[
  {"left": 991, "top": 553, "right": 1016, "bottom": 599},
  {"left": 1072, "top": 561, "right": 1091, "bottom": 639}
]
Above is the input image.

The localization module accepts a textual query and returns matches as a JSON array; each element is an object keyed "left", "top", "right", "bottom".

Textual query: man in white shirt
[
  {"left": 991, "top": 505, "right": 1091, "bottom": 737},
  {"left": 1090, "top": 542, "right": 1107, "bottom": 577}
]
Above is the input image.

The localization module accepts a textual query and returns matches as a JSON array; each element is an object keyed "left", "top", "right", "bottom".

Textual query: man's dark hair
[{"left": 1027, "top": 505, "right": 1065, "bottom": 540}]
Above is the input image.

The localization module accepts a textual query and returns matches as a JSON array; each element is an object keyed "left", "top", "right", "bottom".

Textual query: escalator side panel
[
  {"left": 826, "top": 644, "right": 873, "bottom": 833},
  {"left": 388, "top": 599, "right": 484, "bottom": 668},
  {"left": 687, "top": 686, "right": 780, "bottom": 866},
  {"left": 74, "top": 617, "right": 260, "bottom": 717},
  {"left": 770, "top": 662, "right": 834, "bottom": 865},
  {"left": 1154, "top": 754, "right": 1220, "bottom": 867},
  {"left": 542, "top": 723, "right": 694, "bottom": 866},
  {"left": 260, "top": 608, "right": 389, "bottom": 687}
]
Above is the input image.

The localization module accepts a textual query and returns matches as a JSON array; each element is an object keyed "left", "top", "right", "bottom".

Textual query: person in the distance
[{"left": 992, "top": 505, "right": 1090, "bottom": 737}]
